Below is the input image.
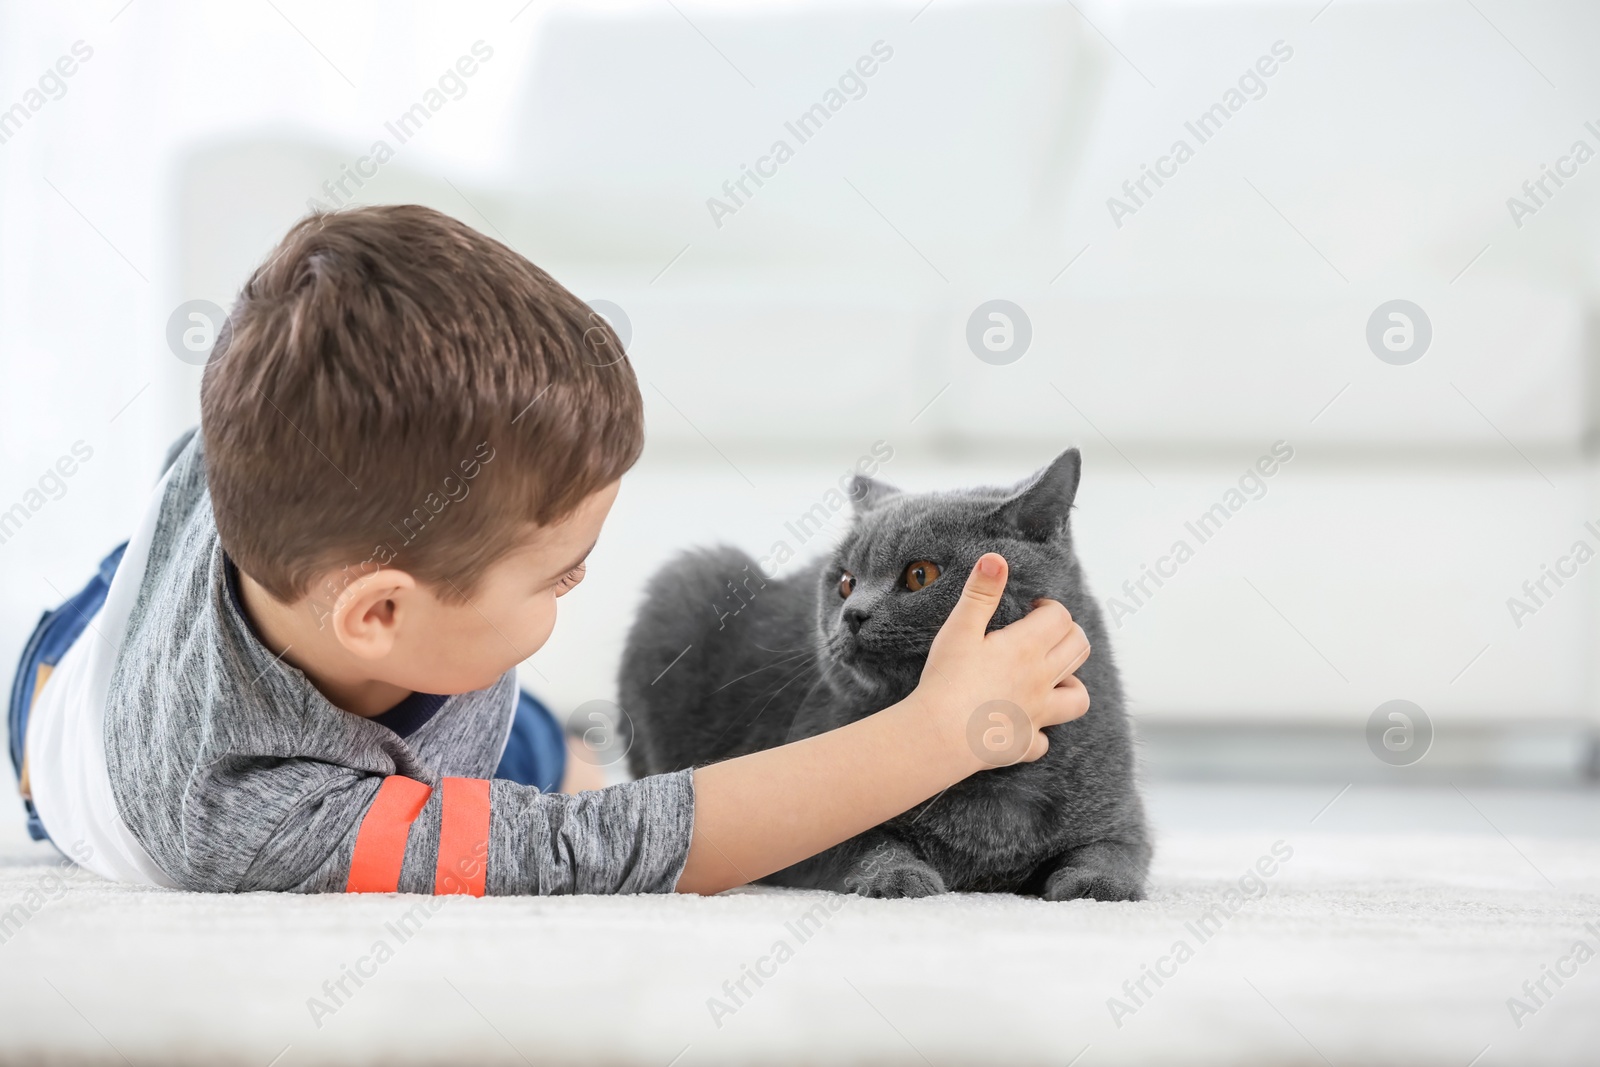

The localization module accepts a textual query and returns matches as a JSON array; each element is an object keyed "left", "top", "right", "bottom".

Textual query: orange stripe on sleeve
[
  {"left": 346, "top": 776, "right": 432, "bottom": 893},
  {"left": 435, "top": 777, "right": 492, "bottom": 896}
]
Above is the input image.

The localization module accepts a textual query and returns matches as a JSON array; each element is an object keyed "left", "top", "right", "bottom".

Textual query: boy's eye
[
  {"left": 837, "top": 571, "right": 856, "bottom": 599},
  {"left": 901, "top": 560, "right": 940, "bottom": 591},
  {"left": 557, "top": 563, "right": 587, "bottom": 591}
]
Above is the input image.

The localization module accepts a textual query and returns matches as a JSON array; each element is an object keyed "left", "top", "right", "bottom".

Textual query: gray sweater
[{"left": 100, "top": 432, "right": 695, "bottom": 894}]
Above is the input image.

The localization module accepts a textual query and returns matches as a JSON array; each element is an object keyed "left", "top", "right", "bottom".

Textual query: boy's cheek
[
  {"left": 517, "top": 600, "right": 560, "bottom": 655},
  {"left": 456, "top": 597, "right": 560, "bottom": 679}
]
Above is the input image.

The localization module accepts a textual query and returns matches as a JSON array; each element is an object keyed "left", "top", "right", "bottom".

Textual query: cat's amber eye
[
  {"left": 902, "top": 560, "right": 941, "bottom": 592},
  {"left": 838, "top": 571, "right": 856, "bottom": 599}
]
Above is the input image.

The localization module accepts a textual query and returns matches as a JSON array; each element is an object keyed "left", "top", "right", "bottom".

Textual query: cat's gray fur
[{"left": 619, "top": 449, "right": 1150, "bottom": 900}]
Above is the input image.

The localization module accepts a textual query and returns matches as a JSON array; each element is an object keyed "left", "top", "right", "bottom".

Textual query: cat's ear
[
  {"left": 848, "top": 475, "right": 901, "bottom": 512},
  {"left": 992, "top": 449, "right": 1081, "bottom": 540}
]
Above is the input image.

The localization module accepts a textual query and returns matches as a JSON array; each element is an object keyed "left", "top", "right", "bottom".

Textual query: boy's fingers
[
  {"left": 1047, "top": 626, "right": 1091, "bottom": 683},
  {"left": 1019, "top": 680, "right": 1089, "bottom": 763},
  {"left": 944, "top": 553, "right": 1008, "bottom": 639},
  {"left": 1007, "top": 598, "right": 1074, "bottom": 649},
  {"left": 1021, "top": 730, "right": 1050, "bottom": 762},
  {"left": 1040, "top": 676, "right": 1090, "bottom": 726}
]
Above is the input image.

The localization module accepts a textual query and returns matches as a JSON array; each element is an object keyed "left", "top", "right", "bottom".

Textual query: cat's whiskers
[
  {"left": 710, "top": 648, "right": 811, "bottom": 695},
  {"left": 738, "top": 656, "right": 817, "bottom": 721},
  {"left": 754, "top": 658, "right": 816, "bottom": 718},
  {"left": 907, "top": 784, "right": 953, "bottom": 825},
  {"left": 780, "top": 659, "right": 839, "bottom": 745},
  {"left": 752, "top": 640, "right": 813, "bottom": 654},
  {"left": 705, "top": 656, "right": 821, "bottom": 754}
]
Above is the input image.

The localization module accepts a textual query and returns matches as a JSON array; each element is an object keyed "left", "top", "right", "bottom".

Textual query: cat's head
[{"left": 814, "top": 448, "right": 1085, "bottom": 706}]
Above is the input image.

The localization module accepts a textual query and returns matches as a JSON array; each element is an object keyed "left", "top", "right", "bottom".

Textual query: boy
[{"left": 8, "top": 205, "right": 1090, "bottom": 896}]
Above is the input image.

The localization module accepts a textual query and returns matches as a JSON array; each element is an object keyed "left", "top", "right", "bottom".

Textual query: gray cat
[{"left": 619, "top": 449, "right": 1150, "bottom": 900}]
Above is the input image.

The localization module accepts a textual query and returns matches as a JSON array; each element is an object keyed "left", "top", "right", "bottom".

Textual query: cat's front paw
[
  {"left": 1043, "top": 866, "right": 1145, "bottom": 902},
  {"left": 844, "top": 857, "right": 947, "bottom": 899}
]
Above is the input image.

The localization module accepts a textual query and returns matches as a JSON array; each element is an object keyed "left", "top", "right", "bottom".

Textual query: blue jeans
[
  {"left": 499, "top": 689, "right": 568, "bottom": 793},
  {"left": 9, "top": 543, "right": 567, "bottom": 843},
  {"left": 7, "top": 542, "right": 128, "bottom": 841}
]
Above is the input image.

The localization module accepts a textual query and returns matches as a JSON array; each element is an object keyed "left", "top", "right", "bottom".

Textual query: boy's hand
[{"left": 917, "top": 552, "right": 1090, "bottom": 772}]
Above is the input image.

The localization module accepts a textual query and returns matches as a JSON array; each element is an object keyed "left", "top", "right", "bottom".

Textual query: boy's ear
[
  {"left": 991, "top": 448, "right": 1081, "bottom": 541},
  {"left": 326, "top": 568, "right": 417, "bottom": 660},
  {"left": 848, "top": 475, "right": 901, "bottom": 512}
]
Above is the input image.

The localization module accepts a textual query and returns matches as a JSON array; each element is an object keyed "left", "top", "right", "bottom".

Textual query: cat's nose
[{"left": 843, "top": 607, "right": 870, "bottom": 634}]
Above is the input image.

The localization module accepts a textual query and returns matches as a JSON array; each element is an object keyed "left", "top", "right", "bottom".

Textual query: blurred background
[{"left": 3, "top": 0, "right": 1598, "bottom": 788}]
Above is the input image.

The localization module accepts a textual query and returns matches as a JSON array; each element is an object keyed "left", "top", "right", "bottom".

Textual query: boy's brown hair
[{"left": 200, "top": 204, "right": 641, "bottom": 607}]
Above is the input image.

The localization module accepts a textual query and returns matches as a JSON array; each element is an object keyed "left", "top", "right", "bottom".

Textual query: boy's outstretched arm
[{"left": 675, "top": 552, "right": 1092, "bottom": 895}]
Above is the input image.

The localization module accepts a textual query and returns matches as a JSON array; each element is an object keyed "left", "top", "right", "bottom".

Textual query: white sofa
[{"left": 168, "top": 1, "right": 1599, "bottom": 774}]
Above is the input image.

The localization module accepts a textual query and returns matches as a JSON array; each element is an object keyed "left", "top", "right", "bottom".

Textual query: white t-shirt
[{"left": 26, "top": 467, "right": 180, "bottom": 887}]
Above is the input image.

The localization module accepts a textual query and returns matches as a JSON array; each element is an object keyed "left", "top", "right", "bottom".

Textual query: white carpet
[{"left": 1, "top": 784, "right": 1596, "bottom": 1066}]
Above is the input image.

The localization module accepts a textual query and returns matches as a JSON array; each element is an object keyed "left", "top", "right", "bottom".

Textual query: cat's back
[{"left": 620, "top": 546, "right": 819, "bottom": 777}]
